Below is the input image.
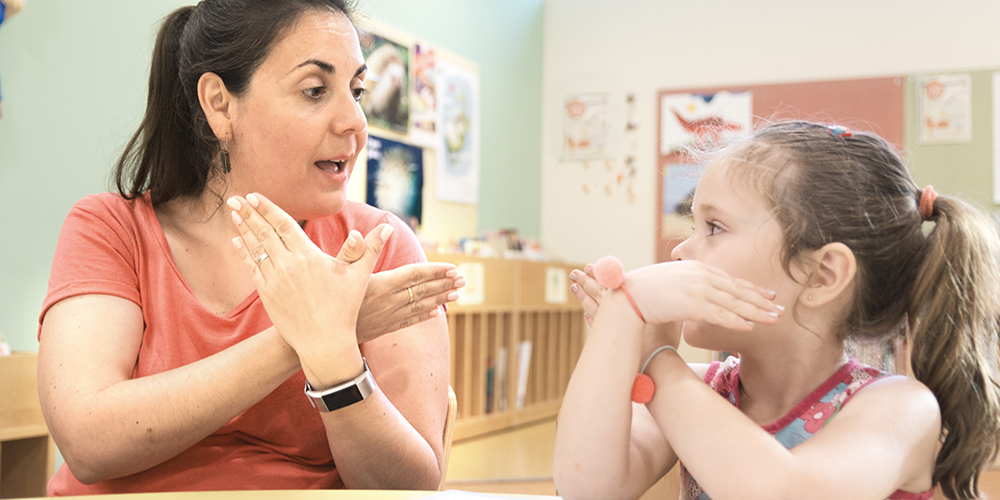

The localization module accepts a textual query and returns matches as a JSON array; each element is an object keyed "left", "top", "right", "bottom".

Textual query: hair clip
[{"left": 828, "top": 125, "right": 852, "bottom": 138}]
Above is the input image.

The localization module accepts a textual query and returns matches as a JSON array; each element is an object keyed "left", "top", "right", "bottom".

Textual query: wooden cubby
[
  {"left": 0, "top": 352, "right": 55, "bottom": 499},
  {"left": 427, "top": 253, "right": 586, "bottom": 442}
]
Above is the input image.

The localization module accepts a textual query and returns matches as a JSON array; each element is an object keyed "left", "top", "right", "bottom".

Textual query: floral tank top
[{"left": 679, "top": 357, "right": 934, "bottom": 500}]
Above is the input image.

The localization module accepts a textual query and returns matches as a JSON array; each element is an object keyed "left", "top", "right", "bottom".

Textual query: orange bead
[{"left": 631, "top": 373, "right": 655, "bottom": 404}]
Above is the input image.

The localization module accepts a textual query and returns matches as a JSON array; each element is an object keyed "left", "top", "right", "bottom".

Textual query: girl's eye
[
  {"left": 304, "top": 86, "right": 326, "bottom": 99},
  {"left": 708, "top": 222, "right": 724, "bottom": 236},
  {"left": 352, "top": 87, "right": 367, "bottom": 102}
]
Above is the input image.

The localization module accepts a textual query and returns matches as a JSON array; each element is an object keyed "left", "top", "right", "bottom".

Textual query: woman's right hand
[{"left": 625, "top": 260, "right": 781, "bottom": 330}]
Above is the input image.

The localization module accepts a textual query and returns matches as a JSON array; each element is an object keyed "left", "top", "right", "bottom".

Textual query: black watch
[{"left": 304, "top": 358, "right": 376, "bottom": 412}]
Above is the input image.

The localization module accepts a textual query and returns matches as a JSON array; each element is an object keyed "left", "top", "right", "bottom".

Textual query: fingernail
[
  {"left": 775, "top": 304, "right": 785, "bottom": 313},
  {"left": 746, "top": 321, "right": 755, "bottom": 327},
  {"left": 380, "top": 225, "right": 394, "bottom": 240},
  {"left": 446, "top": 269, "right": 459, "bottom": 278},
  {"left": 766, "top": 289, "right": 777, "bottom": 298},
  {"left": 455, "top": 279, "right": 468, "bottom": 288},
  {"left": 768, "top": 311, "right": 779, "bottom": 318},
  {"left": 447, "top": 292, "right": 459, "bottom": 301},
  {"left": 227, "top": 197, "right": 241, "bottom": 211},
  {"left": 429, "top": 307, "right": 441, "bottom": 318},
  {"left": 232, "top": 237, "right": 243, "bottom": 249},
  {"left": 569, "top": 271, "right": 578, "bottom": 281},
  {"left": 347, "top": 235, "right": 358, "bottom": 247},
  {"left": 231, "top": 211, "right": 243, "bottom": 225},
  {"left": 570, "top": 283, "right": 579, "bottom": 293},
  {"left": 584, "top": 312, "right": 591, "bottom": 321},
  {"left": 247, "top": 193, "right": 259, "bottom": 207}
]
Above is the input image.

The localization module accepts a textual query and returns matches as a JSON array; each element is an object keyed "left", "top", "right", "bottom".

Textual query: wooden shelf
[
  {"left": 0, "top": 352, "right": 55, "bottom": 499},
  {"left": 427, "top": 253, "right": 586, "bottom": 442}
]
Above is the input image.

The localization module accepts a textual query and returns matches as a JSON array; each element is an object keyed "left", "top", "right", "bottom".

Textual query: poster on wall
[
  {"left": 366, "top": 135, "right": 423, "bottom": 229},
  {"left": 661, "top": 164, "right": 703, "bottom": 242},
  {"left": 918, "top": 73, "right": 972, "bottom": 144},
  {"left": 435, "top": 60, "right": 480, "bottom": 205},
  {"left": 360, "top": 33, "right": 409, "bottom": 134},
  {"left": 660, "top": 91, "right": 752, "bottom": 155},
  {"left": 563, "top": 93, "right": 610, "bottom": 161},
  {"left": 993, "top": 72, "right": 1000, "bottom": 204},
  {"left": 409, "top": 44, "right": 437, "bottom": 148}
]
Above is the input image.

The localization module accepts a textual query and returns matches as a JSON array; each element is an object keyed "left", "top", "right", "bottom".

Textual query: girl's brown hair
[
  {"left": 725, "top": 121, "right": 1000, "bottom": 499},
  {"left": 114, "top": 0, "right": 357, "bottom": 206}
]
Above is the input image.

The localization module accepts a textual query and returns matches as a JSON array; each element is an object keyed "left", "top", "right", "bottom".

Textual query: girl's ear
[
  {"left": 197, "top": 72, "right": 233, "bottom": 141},
  {"left": 799, "top": 242, "right": 857, "bottom": 307}
]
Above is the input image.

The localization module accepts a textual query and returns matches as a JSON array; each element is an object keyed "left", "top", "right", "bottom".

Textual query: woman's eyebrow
[{"left": 291, "top": 59, "right": 334, "bottom": 74}]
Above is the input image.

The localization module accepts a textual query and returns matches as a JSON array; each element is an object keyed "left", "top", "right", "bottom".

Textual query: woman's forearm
[{"left": 40, "top": 321, "right": 300, "bottom": 484}]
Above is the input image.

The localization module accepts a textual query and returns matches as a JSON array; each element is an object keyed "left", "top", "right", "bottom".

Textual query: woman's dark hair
[
  {"left": 114, "top": 0, "right": 357, "bottom": 205},
  {"left": 719, "top": 121, "right": 1000, "bottom": 499}
]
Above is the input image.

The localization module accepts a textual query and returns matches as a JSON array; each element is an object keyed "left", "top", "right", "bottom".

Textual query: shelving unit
[
  {"left": 427, "top": 253, "right": 586, "bottom": 442},
  {"left": 0, "top": 352, "right": 54, "bottom": 499}
]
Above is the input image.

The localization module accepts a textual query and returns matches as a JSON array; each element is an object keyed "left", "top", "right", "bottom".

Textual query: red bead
[{"left": 631, "top": 373, "right": 655, "bottom": 403}]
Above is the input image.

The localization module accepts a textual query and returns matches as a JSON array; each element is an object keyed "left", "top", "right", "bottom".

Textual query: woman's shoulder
[{"left": 69, "top": 192, "right": 151, "bottom": 221}]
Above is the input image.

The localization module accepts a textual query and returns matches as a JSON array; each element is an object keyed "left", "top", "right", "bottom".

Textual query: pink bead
[{"left": 594, "top": 255, "right": 625, "bottom": 289}]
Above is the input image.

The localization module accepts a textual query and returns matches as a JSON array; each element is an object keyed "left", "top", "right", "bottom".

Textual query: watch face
[{"left": 318, "top": 385, "right": 366, "bottom": 411}]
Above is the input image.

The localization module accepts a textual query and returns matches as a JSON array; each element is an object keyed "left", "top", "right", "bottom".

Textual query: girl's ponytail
[
  {"left": 908, "top": 195, "right": 1000, "bottom": 500},
  {"left": 114, "top": 6, "right": 200, "bottom": 205}
]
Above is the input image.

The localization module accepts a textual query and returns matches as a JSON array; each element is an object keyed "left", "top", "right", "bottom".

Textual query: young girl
[{"left": 554, "top": 121, "right": 1000, "bottom": 500}]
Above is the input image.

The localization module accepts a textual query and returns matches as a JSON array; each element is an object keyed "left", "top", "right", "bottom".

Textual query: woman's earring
[
  {"left": 221, "top": 140, "right": 231, "bottom": 174},
  {"left": 807, "top": 295, "right": 814, "bottom": 301}
]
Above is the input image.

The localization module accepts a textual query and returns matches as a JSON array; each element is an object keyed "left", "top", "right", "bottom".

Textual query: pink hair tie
[
  {"left": 594, "top": 255, "right": 644, "bottom": 322},
  {"left": 919, "top": 185, "right": 937, "bottom": 221}
]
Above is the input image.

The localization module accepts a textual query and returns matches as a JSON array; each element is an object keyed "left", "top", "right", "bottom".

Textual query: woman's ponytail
[
  {"left": 908, "top": 196, "right": 1000, "bottom": 500},
  {"left": 114, "top": 6, "right": 202, "bottom": 205}
]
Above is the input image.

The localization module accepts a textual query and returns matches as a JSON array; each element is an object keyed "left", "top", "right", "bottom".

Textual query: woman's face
[{"left": 227, "top": 9, "right": 367, "bottom": 221}]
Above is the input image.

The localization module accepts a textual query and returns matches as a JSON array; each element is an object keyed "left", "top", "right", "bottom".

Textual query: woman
[{"left": 37, "top": 0, "right": 461, "bottom": 494}]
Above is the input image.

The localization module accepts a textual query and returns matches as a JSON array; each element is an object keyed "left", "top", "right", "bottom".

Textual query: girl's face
[
  {"left": 227, "top": 9, "right": 367, "bottom": 221},
  {"left": 670, "top": 162, "right": 803, "bottom": 350}
]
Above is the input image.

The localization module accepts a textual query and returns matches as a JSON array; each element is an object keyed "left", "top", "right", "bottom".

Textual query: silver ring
[
  {"left": 407, "top": 286, "right": 414, "bottom": 304},
  {"left": 256, "top": 252, "right": 269, "bottom": 265}
]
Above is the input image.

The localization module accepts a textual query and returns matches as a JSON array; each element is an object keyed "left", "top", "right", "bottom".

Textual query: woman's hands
[
  {"left": 357, "top": 263, "right": 465, "bottom": 344},
  {"left": 228, "top": 193, "right": 382, "bottom": 378}
]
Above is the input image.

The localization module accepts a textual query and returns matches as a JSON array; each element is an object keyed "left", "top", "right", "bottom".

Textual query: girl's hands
[
  {"left": 626, "top": 260, "right": 781, "bottom": 331},
  {"left": 227, "top": 193, "right": 381, "bottom": 358}
]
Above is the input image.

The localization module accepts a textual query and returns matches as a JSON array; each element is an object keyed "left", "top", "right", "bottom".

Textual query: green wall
[
  {"left": 0, "top": 0, "right": 543, "bottom": 351},
  {"left": 904, "top": 70, "right": 997, "bottom": 214}
]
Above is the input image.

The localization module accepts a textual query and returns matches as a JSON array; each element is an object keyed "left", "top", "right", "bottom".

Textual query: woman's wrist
[{"left": 298, "top": 342, "right": 365, "bottom": 390}]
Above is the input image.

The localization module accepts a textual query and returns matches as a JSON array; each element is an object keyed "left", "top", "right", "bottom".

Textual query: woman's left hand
[{"left": 228, "top": 193, "right": 384, "bottom": 365}]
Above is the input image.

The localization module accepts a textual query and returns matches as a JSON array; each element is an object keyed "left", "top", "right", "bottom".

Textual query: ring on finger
[
  {"left": 407, "top": 286, "right": 414, "bottom": 304},
  {"left": 256, "top": 252, "right": 269, "bottom": 265}
]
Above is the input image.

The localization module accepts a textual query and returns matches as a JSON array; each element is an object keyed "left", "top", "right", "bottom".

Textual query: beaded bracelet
[{"left": 593, "top": 255, "right": 645, "bottom": 322}]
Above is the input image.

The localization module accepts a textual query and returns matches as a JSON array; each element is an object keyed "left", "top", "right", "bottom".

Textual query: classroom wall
[
  {"left": 0, "top": 0, "right": 543, "bottom": 351},
  {"left": 541, "top": 0, "right": 1000, "bottom": 271}
]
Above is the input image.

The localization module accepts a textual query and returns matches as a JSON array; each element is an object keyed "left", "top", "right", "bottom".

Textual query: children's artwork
[
  {"left": 918, "top": 73, "right": 972, "bottom": 144},
  {"left": 660, "top": 91, "right": 752, "bottom": 155},
  {"left": 563, "top": 93, "right": 609, "bottom": 161},
  {"left": 661, "top": 164, "right": 703, "bottom": 241},
  {"left": 435, "top": 60, "right": 480, "bottom": 205},
  {"left": 994, "top": 72, "right": 1000, "bottom": 204},
  {"left": 409, "top": 44, "right": 437, "bottom": 147},
  {"left": 359, "top": 32, "right": 409, "bottom": 134},
  {"left": 366, "top": 135, "right": 423, "bottom": 229}
]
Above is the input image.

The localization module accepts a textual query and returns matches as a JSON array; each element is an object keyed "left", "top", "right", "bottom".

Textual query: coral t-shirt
[{"left": 38, "top": 193, "right": 425, "bottom": 495}]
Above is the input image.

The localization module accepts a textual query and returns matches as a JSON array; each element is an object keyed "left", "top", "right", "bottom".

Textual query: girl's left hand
[
  {"left": 228, "top": 193, "right": 385, "bottom": 360},
  {"left": 569, "top": 264, "right": 604, "bottom": 325}
]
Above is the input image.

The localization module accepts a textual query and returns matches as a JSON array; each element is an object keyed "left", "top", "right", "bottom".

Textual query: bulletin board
[{"left": 655, "top": 77, "right": 905, "bottom": 263}]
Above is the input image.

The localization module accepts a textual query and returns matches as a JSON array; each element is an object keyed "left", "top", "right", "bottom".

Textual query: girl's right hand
[{"left": 625, "top": 260, "right": 781, "bottom": 330}]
